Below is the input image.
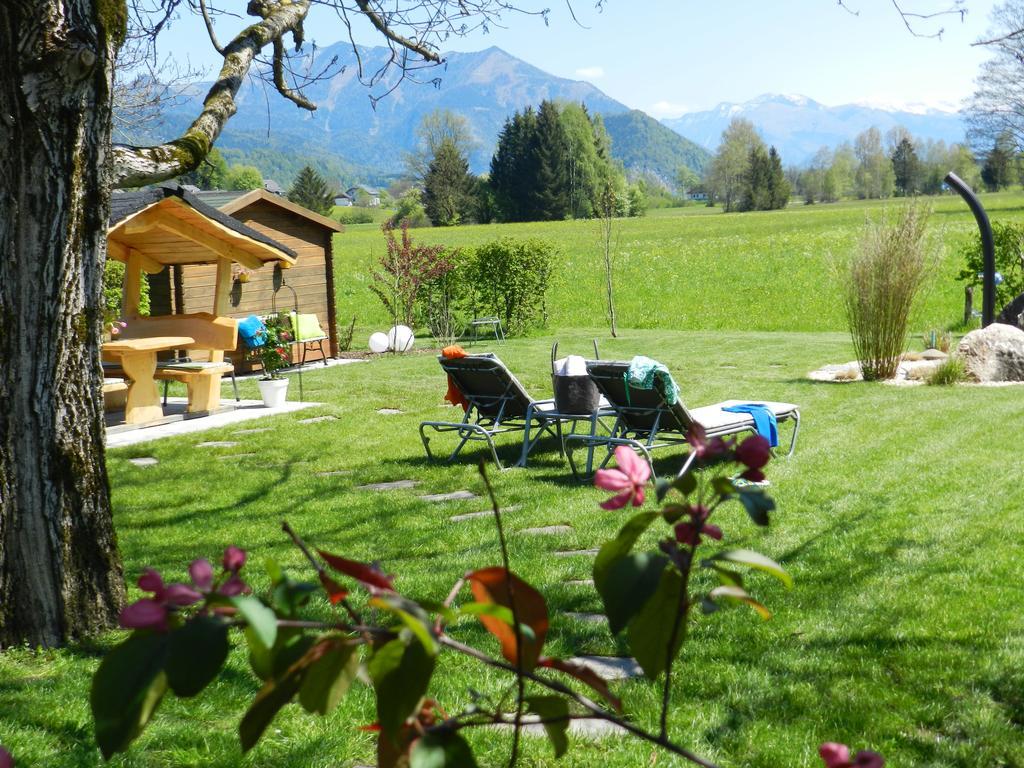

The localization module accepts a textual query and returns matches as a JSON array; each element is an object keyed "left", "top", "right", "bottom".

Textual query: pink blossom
[
  {"left": 740, "top": 468, "right": 766, "bottom": 483},
  {"left": 119, "top": 598, "right": 168, "bottom": 631},
  {"left": 218, "top": 574, "right": 248, "bottom": 596},
  {"left": 819, "top": 743, "right": 884, "bottom": 768},
  {"left": 120, "top": 566, "right": 201, "bottom": 631},
  {"left": 594, "top": 446, "right": 650, "bottom": 510},
  {"left": 735, "top": 435, "right": 770, "bottom": 470},
  {"left": 673, "top": 505, "right": 723, "bottom": 546},
  {"left": 189, "top": 558, "right": 213, "bottom": 591},
  {"left": 163, "top": 583, "right": 202, "bottom": 606},
  {"left": 137, "top": 568, "right": 165, "bottom": 596},
  {"left": 222, "top": 546, "right": 246, "bottom": 573},
  {"left": 0, "top": 745, "right": 14, "bottom": 768}
]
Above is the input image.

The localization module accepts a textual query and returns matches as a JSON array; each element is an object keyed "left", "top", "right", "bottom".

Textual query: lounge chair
[
  {"left": 565, "top": 360, "right": 800, "bottom": 480},
  {"left": 419, "top": 354, "right": 576, "bottom": 470}
]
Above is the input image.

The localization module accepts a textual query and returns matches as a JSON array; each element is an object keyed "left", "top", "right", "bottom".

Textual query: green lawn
[
  {"left": 334, "top": 191, "right": 1024, "bottom": 336},
  {"left": 3, "top": 329, "right": 1024, "bottom": 767}
]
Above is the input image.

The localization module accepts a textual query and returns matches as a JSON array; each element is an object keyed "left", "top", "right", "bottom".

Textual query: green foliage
[
  {"left": 739, "top": 145, "right": 789, "bottom": 212},
  {"left": 854, "top": 127, "right": 895, "bottom": 200},
  {"left": 843, "top": 203, "right": 934, "bottom": 380},
  {"left": 422, "top": 138, "right": 474, "bottom": 226},
  {"left": 957, "top": 220, "right": 1024, "bottom": 309},
  {"left": 248, "top": 314, "right": 293, "bottom": 380},
  {"left": 389, "top": 189, "right": 429, "bottom": 228},
  {"left": 602, "top": 109, "right": 710, "bottom": 187},
  {"left": 371, "top": 223, "right": 454, "bottom": 328},
  {"left": 287, "top": 166, "right": 337, "bottom": 216},
  {"left": 103, "top": 259, "right": 149, "bottom": 321},
  {"left": 927, "top": 355, "right": 968, "bottom": 385},
  {"left": 226, "top": 165, "right": 264, "bottom": 191},
  {"left": 416, "top": 248, "right": 474, "bottom": 345},
  {"left": 707, "top": 117, "right": 765, "bottom": 212},
  {"left": 177, "top": 148, "right": 228, "bottom": 190},
  {"left": 982, "top": 143, "right": 1014, "bottom": 192},
  {"left": 469, "top": 237, "right": 558, "bottom": 335},
  {"left": 336, "top": 208, "right": 375, "bottom": 225},
  {"left": 891, "top": 137, "right": 922, "bottom": 196}
]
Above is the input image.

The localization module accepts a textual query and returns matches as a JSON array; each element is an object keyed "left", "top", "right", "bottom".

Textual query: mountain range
[{"left": 662, "top": 93, "right": 967, "bottom": 165}]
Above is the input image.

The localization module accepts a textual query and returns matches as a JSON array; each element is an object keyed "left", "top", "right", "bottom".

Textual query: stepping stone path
[
  {"left": 564, "top": 611, "right": 605, "bottom": 624},
  {"left": 494, "top": 716, "right": 626, "bottom": 739},
  {"left": 377, "top": 408, "right": 402, "bottom": 415},
  {"left": 554, "top": 548, "right": 600, "bottom": 557},
  {"left": 450, "top": 505, "right": 520, "bottom": 523},
  {"left": 218, "top": 453, "right": 256, "bottom": 460},
  {"left": 420, "top": 490, "right": 477, "bottom": 502},
  {"left": 196, "top": 441, "right": 238, "bottom": 448},
  {"left": 520, "top": 525, "right": 573, "bottom": 535},
  {"left": 573, "top": 655, "right": 643, "bottom": 680},
  {"left": 317, "top": 469, "right": 353, "bottom": 477},
  {"left": 356, "top": 479, "right": 420, "bottom": 491},
  {"left": 235, "top": 427, "right": 272, "bottom": 435},
  {"left": 566, "top": 579, "right": 595, "bottom": 587},
  {"left": 298, "top": 415, "right": 337, "bottom": 424},
  {"left": 128, "top": 457, "right": 158, "bottom": 467}
]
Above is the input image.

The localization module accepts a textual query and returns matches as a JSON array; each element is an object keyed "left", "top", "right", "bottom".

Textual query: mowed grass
[
  {"left": 2, "top": 330, "right": 1024, "bottom": 767},
  {"left": 334, "top": 192, "right": 1024, "bottom": 335}
]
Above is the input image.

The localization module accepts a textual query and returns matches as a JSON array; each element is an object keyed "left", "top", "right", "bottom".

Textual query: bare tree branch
[
  {"left": 355, "top": 0, "right": 442, "bottom": 62},
  {"left": 272, "top": 38, "right": 317, "bottom": 109}
]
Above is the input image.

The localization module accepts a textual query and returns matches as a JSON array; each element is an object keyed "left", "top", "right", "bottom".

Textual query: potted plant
[{"left": 253, "top": 314, "right": 292, "bottom": 407}]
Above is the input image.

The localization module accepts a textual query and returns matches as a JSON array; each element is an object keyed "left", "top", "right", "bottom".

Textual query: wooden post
[
  {"left": 122, "top": 249, "right": 143, "bottom": 317},
  {"left": 210, "top": 257, "right": 233, "bottom": 364},
  {"left": 964, "top": 285, "right": 974, "bottom": 326}
]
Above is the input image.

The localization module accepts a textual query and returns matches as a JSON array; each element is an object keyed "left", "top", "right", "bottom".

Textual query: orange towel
[{"left": 442, "top": 345, "right": 469, "bottom": 411}]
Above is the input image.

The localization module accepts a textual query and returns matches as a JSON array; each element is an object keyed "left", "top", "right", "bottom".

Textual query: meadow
[{"left": 2, "top": 194, "right": 1024, "bottom": 768}]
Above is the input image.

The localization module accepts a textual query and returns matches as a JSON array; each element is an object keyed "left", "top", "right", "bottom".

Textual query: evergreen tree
[
  {"left": 708, "top": 118, "right": 765, "bottom": 212},
  {"left": 982, "top": 143, "right": 1012, "bottom": 191},
  {"left": 767, "top": 146, "right": 790, "bottom": 209},
  {"left": 287, "top": 165, "right": 336, "bottom": 215},
  {"left": 490, "top": 108, "right": 538, "bottom": 222},
  {"left": 891, "top": 137, "right": 921, "bottom": 196},
  {"left": 740, "top": 145, "right": 772, "bottom": 211},
  {"left": 422, "top": 137, "right": 474, "bottom": 226},
  {"left": 529, "top": 100, "right": 571, "bottom": 220}
]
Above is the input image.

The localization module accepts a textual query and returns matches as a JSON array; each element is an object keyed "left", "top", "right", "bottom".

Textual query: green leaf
[
  {"left": 711, "top": 476, "right": 735, "bottom": 497},
  {"left": 703, "top": 563, "right": 744, "bottom": 588},
  {"left": 627, "top": 566, "right": 686, "bottom": 680},
  {"left": 737, "top": 489, "right": 776, "bottom": 526},
  {"left": 239, "top": 669, "right": 303, "bottom": 753},
  {"left": 370, "top": 638, "right": 436, "bottom": 742},
  {"left": 271, "top": 578, "right": 318, "bottom": 617},
  {"left": 264, "top": 557, "right": 284, "bottom": 585},
  {"left": 708, "top": 585, "right": 772, "bottom": 620},
  {"left": 655, "top": 477, "right": 672, "bottom": 502},
  {"left": 371, "top": 594, "right": 439, "bottom": 656},
  {"left": 671, "top": 471, "right": 697, "bottom": 497},
  {"left": 271, "top": 632, "right": 316, "bottom": 679},
  {"left": 525, "top": 696, "right": 570, "bottom": 757},
  {"left": 166, "top": 616, "right": 230, "bottom": 697},
  {"left": 592, "top": 511, "right": 659, "bottom": 593},
  {"left": 91, "top": 631, "right": 170, "bottom": 759},
  {"left": 410, "top": 731, "right": 479, "bottom": 768},
  {"left": 597, "top": 553, "right": 669, "bottom": 635},
  {"left": 661, "top": 504, "right": 689, "bottom": 524},
  {"left": 246, "top": 625, "right": 274, "bottom": 681},
  {"left": 230, "top": 595, "right": 278, "bottom": 653},
  {"left": 707, "top": 549, "right": 792, "bottom": 588},
  {"left": 298, "top": 642, "right": 358, "bottom": 715}
]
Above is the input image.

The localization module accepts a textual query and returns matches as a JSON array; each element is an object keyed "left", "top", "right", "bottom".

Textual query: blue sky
[{"left": 159, "top": 0, "right": 1000, "bottom": 116}]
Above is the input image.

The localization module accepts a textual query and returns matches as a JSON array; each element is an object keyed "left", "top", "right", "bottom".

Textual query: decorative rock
[
  {"left": 573, "top": 655, "right": 643, "bottom": 680},
  {"left": 564, "top": 611, "right": 605, "bottom": 624},
  {"left": 420, "top": 490, "right": 478, "bottom": 502},
  {"left": 196, "top": 441, "right": 238, "bottom": 448},
  {"left": 356, "top": 479, "right": 420, "bottom": 491},
  {"left": 520, "top": 525, "right": 573, "bottom": 535},
  {"left": 377, "top": 408, "right": 402, "bottom": 415},
  {"left": 554, "top": 548, "right": 600, "bottom": 557},
  {"left": 807, "top": 362, "right": 862, "bottom": 383},
  {"left": 128, "top": 457, "right": 158, "bottom": 467},
  {"left": 920, "top": 348, "right": 949, "bottom": 361},
  {"left": 298, "top": 415, "right": 337, "bottom": 424},
  {"left": 450, "top": 505, "right": 520, "bottom": 523},
  {"left": 958, "top": 323, "right": 1024, "bottom": 382}
]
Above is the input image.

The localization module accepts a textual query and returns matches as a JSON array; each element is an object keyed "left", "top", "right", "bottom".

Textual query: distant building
[
  {"left": 333, "top": 193, "right": 353, "bottom": 207},
  {"left": 263, "top": 179, "right": 284, "bottom": 196},
  {"left": 345, "top": 185, "right": 381, "bottom": 207}
]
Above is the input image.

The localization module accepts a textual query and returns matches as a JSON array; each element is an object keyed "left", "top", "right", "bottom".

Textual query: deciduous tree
[{"left": 707, "top": 118, "right": 764, "bottom": 212}]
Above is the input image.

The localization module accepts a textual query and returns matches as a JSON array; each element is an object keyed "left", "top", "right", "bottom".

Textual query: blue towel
[
  {"left": 238, "top": 315, "right": 267, "bottom": 349},
  {"left": 723, "top": 403, "right": 778, "bottom": 447}
]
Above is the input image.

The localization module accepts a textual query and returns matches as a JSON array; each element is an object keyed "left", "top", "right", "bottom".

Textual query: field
[
  {"left": 3, "top": 195, "right": 1024, "bottom": 768},
  {"left": 334, "top": 192, "right": 1024, "bottom": 337}
]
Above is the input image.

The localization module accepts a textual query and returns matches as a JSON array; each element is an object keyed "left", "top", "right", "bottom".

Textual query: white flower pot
[{"left": 257, "top": 378, "right": 289, "bottom": 408}]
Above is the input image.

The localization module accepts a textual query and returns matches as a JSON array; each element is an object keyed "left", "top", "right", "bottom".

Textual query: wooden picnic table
[{"left": 103, "top": 336, "right": 195, "bottom": 424}]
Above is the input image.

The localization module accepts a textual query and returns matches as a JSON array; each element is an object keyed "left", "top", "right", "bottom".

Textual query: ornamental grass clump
[
  {"left": 843, "top": 204, "right": 934, "bottom": 380},
  {"left": 927, "top": 355, "right": 967, "bottom": 386}
]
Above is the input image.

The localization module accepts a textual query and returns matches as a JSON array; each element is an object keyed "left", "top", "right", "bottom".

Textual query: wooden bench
[{"left": 112, "top": 313, "right": 239, "bottom": 413}]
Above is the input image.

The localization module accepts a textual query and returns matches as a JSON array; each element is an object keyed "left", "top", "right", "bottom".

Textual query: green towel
[{"left": 626, "top": 355, "right": 680, "bottom": 405}]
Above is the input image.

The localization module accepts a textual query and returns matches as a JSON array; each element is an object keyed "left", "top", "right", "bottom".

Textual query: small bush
[
  {"left": 370, "top": 222, "right": 454, "bottom": 329},
  {"left": 336, "top": 208, "right": 374, "bottom": 225},
  {"left": 927, "top": 356, "right": 967, "bottom": 386},
  {"left": 957, "top": 220, "right": 1024, "bottom": 311},
  {"left": 469, "top": 237, "right": 558, "bottom": 336},
  {"left": 921, "top": 329, "right": 953, "bottom": 353},
  {"left": 388, "top": 189, "right": 429, "bottom": 228},
  {"left": 842, "top": 203, "right": 934, "bottom": 380},
  {"left": 103, "top": 259, "right": 149, "bottom": 318},
  {"left": 417, "top": 249, "right": 474, "bottom": 346}
]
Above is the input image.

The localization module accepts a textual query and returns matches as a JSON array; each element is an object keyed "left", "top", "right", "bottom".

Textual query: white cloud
[
  {"left": 575, "top": 66, "right": 605, "bottom": 79},
  {"left": 648, "top": 100, "right": 690, "bottom": 119}
]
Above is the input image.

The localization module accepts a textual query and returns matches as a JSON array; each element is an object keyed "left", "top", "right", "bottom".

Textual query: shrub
[
  {"left": 388, "top": 188, "right": 429, "bottom": 228},
  {"left": 957, "top": 220, "right": 1024, "bottom": 311},
  {"left": 416, "top": 248, "right": 474, "bottom": 346},
  {"left": 103, "top": 259, "right": 149, "bottom": 323},
  {"left": 842, "top": 203, "right": 933, "bottom": 380},
  {"left": 336, "top": 208, "right": 374, "bottom": 225},
  {"left": 469, "top": 237, "right": 558, "bottom": 336},
  {"left": 370, "top": 222, "right": 454, "bottom": 329},
  {"left": 927, "top": 355, "right": 967, "bottom": 386}
]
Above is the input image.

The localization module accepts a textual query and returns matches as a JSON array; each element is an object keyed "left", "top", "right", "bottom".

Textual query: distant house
[
  {"left": 345, "top": 185, "right": 381, "bottom": 207},
  {"left": 263, "top": 179, "right": 285, "bottom": 196},
  {"left": 333, "top": 193, "right": 353, "bottom": 207}
]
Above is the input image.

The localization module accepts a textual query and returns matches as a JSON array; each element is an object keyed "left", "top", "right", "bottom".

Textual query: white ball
[
  {"left": 387, "top": 325, "right": 414, "bottom": 352},
  {"left": 368, "top": 332, "right": 390, "bottom": 354}
]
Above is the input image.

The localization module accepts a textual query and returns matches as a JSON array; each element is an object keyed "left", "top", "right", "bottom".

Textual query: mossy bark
[{"left": 0, "top": 0, "right": 125, "bottom": 647}]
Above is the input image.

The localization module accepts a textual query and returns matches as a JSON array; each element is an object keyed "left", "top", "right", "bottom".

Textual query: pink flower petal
[
  {"left": 218, "top": 575, "right": 249, "bottom": 596},
  {"left": 163, "top": 583, "right": 202, "bottom": 606},
  {"left": 702, "top": 524, "right": 723, "bottom": 540},
  {"left": 631, "top": 485, "right": 646, "bottom": 506},
  {"left": 119, "top": 599, "right": 168, "bottom": 631},
  {"left": 594, "top": 467, "right": 631, "bottom": 492},
  {"left": 137, "top": 568, "right": 164, "bottom": 597},
  {"left": 0, "top": 745, "right": 13, "bottom": 768},
  {"left": 736, "top": 435, "right": 771, "bottom": 470},
  {"left": 189, "top": 558, "right": 213, "bottom": 591},
  {"left": 819, "top": 743, "right": 851, "bottom": 768},
  {"left": 599, "top": 490, "right": 633, "bottom": 510},
  {"left": 614, "top": 445, "right": 650, "bottom": 484},
  {"left": 222, "top": 546, "right": 246, "bottom": 572},
  {"left": 852, "top": 752, "right": 884, "bottom": 768}
]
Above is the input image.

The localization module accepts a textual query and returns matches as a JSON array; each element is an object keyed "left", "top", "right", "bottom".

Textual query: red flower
[
  {"left": 119, "top": 599, "right": 168, "bottom": 631},
  {"left": 594, "top": 446, "right": 650, "bottom": 509},
  {"left": 118, "top": 567, "right": 201, "bottom": 632},
  {"left": 222, "top": 546, "right": 246, "bottom": 573},
  {"left": 189, "top": 558, "right": 213, "bottom": 591},
  {"left": 735, "top": 435, "right": 770, "bottom": 470},
  {"left": 673, "top": 505, "right": 723, "bottom": 546},
  {"left": 819, "top": 743, "right": 884, "bottom": 768},
  {"left": 0, "top": 745, "right": 14, "bottom": 768}
]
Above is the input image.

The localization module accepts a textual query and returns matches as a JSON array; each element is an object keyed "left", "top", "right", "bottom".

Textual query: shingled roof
[{"left": 109, "top": 184, "right": 297, "bottom": 259}]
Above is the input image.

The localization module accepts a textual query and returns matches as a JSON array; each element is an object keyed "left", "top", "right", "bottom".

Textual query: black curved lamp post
[{"left": 945, "top": 171, "right": 995, "bottom": 327}]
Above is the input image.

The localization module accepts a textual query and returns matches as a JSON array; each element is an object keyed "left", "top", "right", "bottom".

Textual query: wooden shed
[{"left": 149, "top": 188, "right": 343, "bottom": 369}]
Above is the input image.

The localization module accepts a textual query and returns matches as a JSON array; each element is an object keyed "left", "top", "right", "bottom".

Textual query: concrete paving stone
[
  {"left": 196, "top": 441, "right": 238, "bottom": 448},
  {"left": 377, "top": 408, "right": 402, "bottom": 415},
  {"left": 419, "top": 490, "right": 478, "bottom": 502},
  {"left": 128, "top": 457, "right": 158, "bottom": 467},
  {"left": 356, "top": 479, "right": 420, "bottom": 491},
  {"left": 564, "top": 611, "right": 605, "bottom": 624},
  {"left": 450, "top": 505, "right": 520, "bottom": 523},
  {"left": 297, "top": 415, "right": 337, "bottom": 424},
  {"left": 492, "top": 717, "right": 625, "bottom": 739},
  {"left": 553, "top": 548, "right": 600, "bottom": 557},
  {"left": 572, "top": 655, "right": 643, "bottom": 680},
  {"left": 565, "top": 579, "right": 595, "bottom": 587},
  {"left": 520, "top": 525, "right": 573, "bottom": 535}
]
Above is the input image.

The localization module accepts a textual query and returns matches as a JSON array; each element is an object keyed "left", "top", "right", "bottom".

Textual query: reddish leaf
[
  {"left": 318, "top": 572, "right": 349, "bottom": 604},
  {"left": 317, "top": 550, "right": 395, "bottom": 592},
  {"left": 539, "top": 657, "right": 623, "bottom": 713},
  {"left": 467, "top": 567, "right": 548, "bottom": 672}
]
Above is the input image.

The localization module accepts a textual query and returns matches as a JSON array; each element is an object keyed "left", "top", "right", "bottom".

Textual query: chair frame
[
  {"left": 565, "top": 361, "right": 800, "bottom": 481},
  {"left": 419, "top": 355, "right": 565, "bottom": 470}
]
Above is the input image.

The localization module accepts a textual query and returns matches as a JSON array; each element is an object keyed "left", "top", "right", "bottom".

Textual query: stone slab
[
  {"left": 298, "top": 415, "right": 337, "bottom": 424},
  {"left": 196, "top": 441, "right": 238, "bottom": 448},
  {"left": 572, "top": 655, "right": 643, "bottom": 680},
  {"left": 565, "top": 579, "right": 594, "bottom": 587},
  {"left": 128, "top": 457, "right": 158, "bottom": 467},
  {"left": 564, "top": 611, "right": 605, "bottom": 624},
  {"left": 553, "top": 548, "right": 600, "bottom": 557},
  {"left": 356, "top": 480, "right": 420, "bottom": 491},
  {"left": 377, "top": 408, "right": 402, "bottom": 415},
  {"left": 450, "top": 505, "right": 520, "bottom": 523},
  {"left": 493, "top": 716, "right": 626, "bottom": 739},
  {"left": 520, "top": 525, "right": 573, "bottom": 535},
  {"left": 419, "top": 490, "right": 478, "bottom": 502}
]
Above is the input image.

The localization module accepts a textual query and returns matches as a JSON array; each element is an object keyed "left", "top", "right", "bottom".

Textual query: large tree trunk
[{"left": 0, "top": 0, "right": 125, "bottom": 647}]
